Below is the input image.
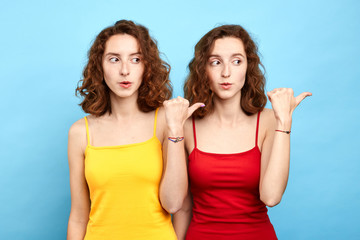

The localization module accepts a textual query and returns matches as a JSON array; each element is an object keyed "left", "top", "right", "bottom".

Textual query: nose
[
  {"left": 221, "top": 63, "right": 230, "bottom": 78},
  {"left": 120, "top": 62, "right": 130, "bottom": 76}
]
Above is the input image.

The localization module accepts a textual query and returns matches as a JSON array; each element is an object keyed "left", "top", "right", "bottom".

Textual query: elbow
[
  {"left": 160, "top": 188, "right": 187, "bottom": 214},
  {"left": 260, "top": 195, "right": 282, "bottom": 207},
  {"left": 168, "top": 206, "right": 181, "bottom": 214},
  {"left": 165, "top": 200, "right": 184, "bottom": 214},
  {"left": 162, "top": 196, "right": 186, "bottom": 214},
  {"left": 259, "top": 184, "right": 284, "bottom": 207}
]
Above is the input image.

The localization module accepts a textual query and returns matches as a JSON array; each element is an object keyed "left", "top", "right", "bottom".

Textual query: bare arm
[
  {"left": 159, "top": 97, "right": 204, "bottom": 213},
  {"left": 259, "top": 89, "right": 311, "bottom": 207},
  {"left": 259, "top": 109, "right": 290, "bottom": 207},
  {"left": 173, "top": 191, "right": 193, "bottom": 240},
  {"left": 160, "top": 123, "right": 187, "bottom": 214},
  {"left": 67, "top": 120, "right": 90, "bottom": 240}
]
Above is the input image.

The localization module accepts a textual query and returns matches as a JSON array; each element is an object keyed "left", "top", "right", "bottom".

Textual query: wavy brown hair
[
  {"left": 76, "top": 20, "right": 172, "bottom": 116},
  {"left": 184, "top": 24, "right": 267, "bottom": 118}
]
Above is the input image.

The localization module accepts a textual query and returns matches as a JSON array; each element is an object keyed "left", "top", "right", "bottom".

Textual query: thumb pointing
[
  {"left": 295, "top": 92, "right": 312, "bottom": 107},
  {"left": 187, "top": 103, "right": 205, "bottom": 118}
]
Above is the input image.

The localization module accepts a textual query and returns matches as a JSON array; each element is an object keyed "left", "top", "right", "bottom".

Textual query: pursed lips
[
  {"left": 119, "top": 81, "right": 132, "bottom": 88},
  {"left": 219, "top": 82, "right": 232, "bottom": 89}
]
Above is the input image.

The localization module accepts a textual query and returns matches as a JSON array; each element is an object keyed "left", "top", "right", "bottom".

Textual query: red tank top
[{"left": 186, "top": 112, "right": 277, "bottom": 240}]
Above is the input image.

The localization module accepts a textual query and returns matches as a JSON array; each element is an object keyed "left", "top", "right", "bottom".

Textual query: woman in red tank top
[{"left": 173, "top": 25, "right": 312, "bottom": 240}]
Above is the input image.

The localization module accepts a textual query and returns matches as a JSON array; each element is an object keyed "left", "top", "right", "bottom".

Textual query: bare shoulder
[
  {"left": 258, "top": 108, "right": 276, "bottom": 148},
  {"left": 260, "top": 108, "right": 276, "bottom": 130},
  {"left": 68, "top": 117, "right": 88, "bottom": 154},
  {"left": 184, "top": 117, "right": 193, "bottom": 139},
  {"left": 157, "top": 106, "right": 166, "bottom": 121},
  {"left": 184, "top": 117, "right": 192, "bottom": 131},
  {"left": 69, "top": 117, "right": 87, "bottom": 138},
  {"left": 184, "top": 117, "right": 195, "bottom": 155},
  {"left": 153, "top": 107, "right": 166, "bottom": 141},
  {"left": 155, "top": 106, "right": 165, "bottom": 126}
]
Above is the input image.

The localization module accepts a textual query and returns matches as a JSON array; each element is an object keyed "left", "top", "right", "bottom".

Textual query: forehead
[
  {"left": 210, "top": 37, "right": 246, "bottom": 55},
  {"left": 104, "top": 34, "right": 140, "bottom": 53}
]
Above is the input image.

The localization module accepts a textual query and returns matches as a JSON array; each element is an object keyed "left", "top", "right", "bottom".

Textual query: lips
[
  {"left": 220, "top": 82, "right": 232, "bottom": 89},
  {"left": 119, "top": 81, "right": 132, "bottom": 88}
]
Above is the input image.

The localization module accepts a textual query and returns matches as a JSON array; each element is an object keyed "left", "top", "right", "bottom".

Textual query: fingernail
[{"left": 201, "top": 104, "right": 205, "bottom": 107}]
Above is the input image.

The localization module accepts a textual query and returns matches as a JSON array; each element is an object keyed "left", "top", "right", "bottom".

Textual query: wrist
[
  {"left": 167, "top": 126, "right": 184, "bottom": 136},
  {"left": 168, "top": 136, "right": 185, "bottom": 143},
  {"left": 276, "top": 118, "right": 292, "bottom": 130}
]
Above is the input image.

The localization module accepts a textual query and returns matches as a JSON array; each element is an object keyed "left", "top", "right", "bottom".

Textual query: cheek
[
  {"left": 235, "top": 66, "right": 247, "bottom": 81},
  {"left": 102, "top": 68, "right": 112, "bottom": 82},
  {"left": 103, "top": 77, "right": 112, "bottom": 90},
  {"left": 241, "top": 70, "right": 247, "bottom": 81},
  {"left": 102, "top": 64, "right": 114, "bottom": 79},
  {"left": 134, "top": 64, "right": 145, "bottom": 78},
  {"left": 242, "top": 63, "right": 248, "bottom": 78},
  {"left": 102, "top": 70, "right": 110, "bottom": 82},
  {"left": 206, "top": 68, "right": 216, "bottom": 89}
]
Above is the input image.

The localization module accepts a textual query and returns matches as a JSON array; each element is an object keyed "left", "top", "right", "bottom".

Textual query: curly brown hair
[
  {"left": 76, "top": 20, "right": 172, "bottom": 116},
  {"left": 184, "top": 24, "right": 267, "bottom": 118}
]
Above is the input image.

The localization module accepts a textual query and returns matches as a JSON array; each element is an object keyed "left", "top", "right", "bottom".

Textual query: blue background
[{"left": 1, "top": 0, "right": 359, "bottom": 239}]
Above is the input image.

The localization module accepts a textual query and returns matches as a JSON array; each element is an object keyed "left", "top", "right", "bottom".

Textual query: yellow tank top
[{"left": 83, "top": 109, "right": 177, "bottom": 240}]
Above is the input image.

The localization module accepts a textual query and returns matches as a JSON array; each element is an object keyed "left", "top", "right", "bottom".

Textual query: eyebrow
[
  {"left": 209, "top": 53, "right": 245, "bottom": 58},
  {"left": 104, "top": 52, "right": 142, "bottom": 57}
]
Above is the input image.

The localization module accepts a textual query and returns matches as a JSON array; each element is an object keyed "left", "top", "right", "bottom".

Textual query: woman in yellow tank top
[{"left": 67, "top": 20, "right": 204, "bottom": 240}]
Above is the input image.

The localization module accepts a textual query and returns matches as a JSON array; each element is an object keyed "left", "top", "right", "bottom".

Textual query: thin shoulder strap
[
  {"left": 192, "top": 117, "right": 197, "bottom": 148},
  {"left": 84, "top": 117, "right": 90, "bottom": 146},
  {"left": 153, "top": 108, "right": 159, "bottom": 136},
  {"left": 255, "top": 111, "right": 261, "bottom": 147}
]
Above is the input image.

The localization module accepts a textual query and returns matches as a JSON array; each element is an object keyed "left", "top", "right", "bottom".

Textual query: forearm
[
  {"left": 160, "top": 128, "right": 188, "bottom": 213},
  {"left": 67, "top": 215, "right": 88, "bottom": 240},
  {"left": 261, "top": 88, "right": 311, "bottom": 206},
  {"left": 260, "top": 119, "right": 291, "bottom": 206},
  {"left": 160, "top": 97, "right": 203, "bottom": 213},
  {"left": 173, "top": 209, "right": 192, "bottom": 240}
]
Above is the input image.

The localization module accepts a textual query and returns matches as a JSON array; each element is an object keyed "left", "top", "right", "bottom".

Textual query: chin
[
  {"left": 215, "top": 92, "right": 239, "bottom": 100},
  {"left": 111, "top": 90, "right": 137, "bottom": 99}
]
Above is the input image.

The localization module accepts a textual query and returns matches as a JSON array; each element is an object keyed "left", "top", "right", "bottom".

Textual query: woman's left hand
[
  {"left": 163, "top": 96, "right": 204, "bottom": 133},
  {"left": 267, "top": 88, "right": 312, "bottom": 122}
]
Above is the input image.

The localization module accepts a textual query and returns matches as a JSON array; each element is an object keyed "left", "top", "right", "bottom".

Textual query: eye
[
  {"left": 109, "top": 57, "right": 119, "bottom": 63},
  {"left": 131, "top": 57, "right": 141, "bottom": 63},
  {"left": 233, "top": 59, "right": 241, "bottom": 65},
  {"left": 210, "top": 60, "right": 221, "bottom": 66}
]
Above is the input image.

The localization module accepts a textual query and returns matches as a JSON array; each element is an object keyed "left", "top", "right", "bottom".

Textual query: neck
[
  {"left": 210, "top": 93, "right": 247, "bottom": 125},
  {"left": 108, "top": 92, "right": 141, "bottom": 120}
]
